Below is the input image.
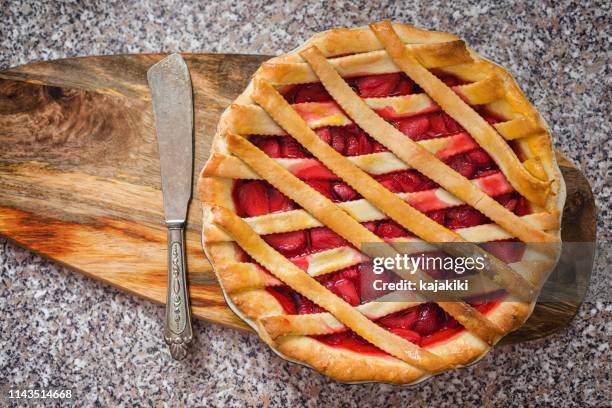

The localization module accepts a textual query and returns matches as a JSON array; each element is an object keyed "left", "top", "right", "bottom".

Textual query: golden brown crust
[
  {"left": 273, "top": 23, "right": 461, "bottom": 62},
  {"left": 198, "top": 21, "right": 566, "bottom": 385},
  {"left": 274, "top": 336, "right": 425, "bottom": 384},
  {"left": 216, "top": 263, "right": 282, "bottom": 293},
  {"left": 273, "top": 331, "right": 489, "bottom": 385},
  {"left": 230, "top": 289, "right": 285, "bottom": 320},
  {"left": 258, "top": 42, "right": 472, "bottom": 85}
]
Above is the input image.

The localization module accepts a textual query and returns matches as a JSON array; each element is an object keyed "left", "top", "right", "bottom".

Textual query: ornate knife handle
[{"left": 163, "top": 223, "right": 193, "bottom": 360}]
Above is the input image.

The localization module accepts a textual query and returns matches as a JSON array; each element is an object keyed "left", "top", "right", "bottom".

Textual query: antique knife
[{"left": 147, "top": 53, "right": 194, "bottom": 360}]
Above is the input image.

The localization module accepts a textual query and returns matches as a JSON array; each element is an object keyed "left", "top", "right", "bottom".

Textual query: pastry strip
[
  {"left": 216, "top": 263, "right": 282, "bottom": 293},
  {"left": 494, "top": 116, "right": 544, "bottom": 140}
]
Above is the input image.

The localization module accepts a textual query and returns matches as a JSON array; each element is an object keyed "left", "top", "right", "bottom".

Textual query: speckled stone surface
[{"left": 0, "top": 1, "right": 610, "bottom": 407}]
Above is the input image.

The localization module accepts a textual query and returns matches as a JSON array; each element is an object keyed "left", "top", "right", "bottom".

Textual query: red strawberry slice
[
  {"left": 428, "top": 209, "right": 446, "bottom": 225},
  {"left": 268, "top": 188, "right": 295, "bottom": 213},
  {"left": 438, "top": 74, "right": 463, "bottom": 87},
  {"left": 357, "top": 131, "right": 373, "bottom": 155},
  {"left": 331, "top": 131, "right": 346, "bottom": 154},
  {"left": 344, "top": 125, "right": 361, "bottom": 137},
  {"left": 252, "top": 136, "right": 281, "bottom": 158},
  {"left": 446, "top": 207, "right": 485, "bottom": 229},
  {"left": 371, "top": 140, "right": 388, "bottom": 152},
  {"left": 429, "top": 113, "right": 448, "bottom": 136},
  {"left": 355, "top": 73, "right": 400, "bottom": 98},
  {"left": 394, "top": 170, "right": 423, "bottom": 192},
  {"left": 280, "top": 138, "right": 307, "bottom": 158},
  {"left": 318, "top": 332, "right": 347, "bottom": 345},
  {"left": 395, "top": 76, "right": 414, "bottom": 96},
  {"left": 236, "top": 180, "right": 269, "bottom": 217},
  {"left": 292, "top": 160, "right": 338, "bottom": 180},
  {"left": 376, "top": 221, "right": 406, "bottom": 239},
  {"left": 306, "top": 180, "right": 333, "bottom": 199},
  {"left": 359, "top": 265, "right": 394, "bottom": 302},
  {"left": 332, "top": 182, "right": 358, "bottom": 202},
  {"left": 396, "top": 116, "right": 430, "bottom": 140},
  {"left": 484, "top": 115, "right": 499, "bottom": 125},
  {"left": 442, "top": 114, "right": 463, "bottom": 133},
  {"left": 447, "top": 155, "right": 475, "bottom": 178},
  {"left": 446, "top": 316, "right": 461, "bottom": 329},
  {"left": 379, "top": 308, "right": 419, "bottom": 329},
  {"left": 310, "top": 227, "right": 347, "bottom": 251},
  {"left": 413, "top": 304, "right": 443, "bottom": 336},
  {"left": 330, "top": 279, "right": 360, "bottom": 306},
  {"left": 266, "top": 287, "right": 297, "bottom": 314},
  {"left": 347, "top": 331, "right": 374, "bottom": 345},
  {"left": 363, "top": 221, "right": 377, "bottom": 232},
  {"left": 376, "top": 174, "right": 402, "bottom": 193},
  {"left": 497, "top": 193, "right": 518, "bottom": 212},
  {"left": 474, "top": 168, "right": 499, "bottom": 178},
  {"left": 263, "top": 230, "right": 307, "bottom": 255},
  {"left": 481, "top": 110, "right": 502, "bottom": 125},
  {"left": 421, "top": 251, "right": 451, "bottom": 279},
  {"left": 470, "top": 300, "right": 497, "bottom": 314},
  {"left": 297, "top": 296, "right": 325, "bottom": 314},
  {"left": 334, "top": 266, "right": 359, "bottom": 281},
  {"left": 293, "top": 83, "right": 332, "bottom": 103},
  {"left": 389, "top": 328, "right": 421, "bottom": 344},
  {"left": 515, "top": 196, "right": 531, "bottom": 216},
  {"left": 466, "top": 148, "right": 493, "bottom": 168},
  {"left": 315, "top": 127, "right": 332, "bottom": 145},
  {"left": 481, "top": 240, "right": 526, "bottom": 263},
  {"left": 345, "top": 135, "right": 360, "bottom": 156},
  {"left": 418, "top": 176, "right": 438, "bottom": 191}
]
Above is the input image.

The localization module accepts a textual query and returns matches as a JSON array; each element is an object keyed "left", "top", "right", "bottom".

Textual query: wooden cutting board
[{"left": 0, "top": 54, "right": 596, "bottom": 344}]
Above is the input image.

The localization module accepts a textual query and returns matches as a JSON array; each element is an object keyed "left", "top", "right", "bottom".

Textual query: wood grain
[{"left": 0, "top": 54, "right": 596, "bottom": 342}]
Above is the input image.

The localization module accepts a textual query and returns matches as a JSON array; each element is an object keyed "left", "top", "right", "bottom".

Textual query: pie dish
[{"left": 198, "top": 21, "right": 565, "bottom": 384}]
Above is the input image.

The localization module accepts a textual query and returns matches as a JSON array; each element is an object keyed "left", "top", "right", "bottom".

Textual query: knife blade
[{"left": 147, "top": 53, "right": 194, "bottom": 360}]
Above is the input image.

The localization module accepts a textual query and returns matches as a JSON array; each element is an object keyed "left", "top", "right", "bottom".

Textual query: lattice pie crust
[{"left": 198, "top": 21, "right": 565, "bottom": 384}]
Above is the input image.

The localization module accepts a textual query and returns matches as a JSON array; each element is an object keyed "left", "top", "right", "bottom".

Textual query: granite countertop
[{"left": 1, "top": 1, "right": 610, "bottom": 407}]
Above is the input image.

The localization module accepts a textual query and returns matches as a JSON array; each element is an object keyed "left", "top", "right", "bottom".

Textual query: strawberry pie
[{"left": 198, "top": 21, "right": 565, "bottom": 384}]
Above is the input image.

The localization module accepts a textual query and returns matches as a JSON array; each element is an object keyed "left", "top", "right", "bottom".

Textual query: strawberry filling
[
  {"left": 315, "top": 301, "right": 490, "bottom": 352},
  {"left": 232, "top": 180, "right": 297, "bottom": 217},
  {"left": 433, "top": 72, "right": 470, "bottom": 87},
  {"left": 392, "top": 111, "right": 465, "bottom": 141},
  {"left": 349, "top": 72, "right": 418, "bottom": 98},
  {"left": 268, "top": 267, "right": 509, "bottom": 352},
  {"left": 315, "top": 125, "right": 388, "bottom": 156},
  {"left": 283, "top": 82, "right": 333, "bottom": 104},
  {"left": 231, "top": 73, "right": 532, "bottom": 355}
]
